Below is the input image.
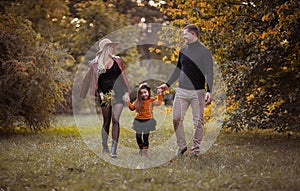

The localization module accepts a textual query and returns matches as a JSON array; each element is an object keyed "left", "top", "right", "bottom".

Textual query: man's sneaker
[{"left": 176, "top": 147, "right": 187, "bottom": 155}]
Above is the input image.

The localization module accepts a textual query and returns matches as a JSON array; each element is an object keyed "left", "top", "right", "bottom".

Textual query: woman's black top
[{"left": 97, "top": 61, "right": 126, "bottom": 95}]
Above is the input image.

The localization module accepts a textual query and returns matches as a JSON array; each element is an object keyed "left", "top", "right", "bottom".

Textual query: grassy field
[{"left": 0, "top": 114, "right": 299, "bottom": 191}]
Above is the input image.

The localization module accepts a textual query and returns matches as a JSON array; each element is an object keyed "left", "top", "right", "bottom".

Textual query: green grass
[{"left": 0, "top": 114, "right": 299, "bottom": 190}]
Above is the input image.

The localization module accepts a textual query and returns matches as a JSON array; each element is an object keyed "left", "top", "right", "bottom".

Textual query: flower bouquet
[{"left": 100, "top": 90, "right": 115, "bottom": 107}]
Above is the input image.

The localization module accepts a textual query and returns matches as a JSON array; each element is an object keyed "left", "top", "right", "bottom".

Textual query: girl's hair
[
  {"left": 134, "top": 83, "right": 151, "bottom": 113},
  {"left": 90, "top": 44, "right": 112, "bottom": 75}
]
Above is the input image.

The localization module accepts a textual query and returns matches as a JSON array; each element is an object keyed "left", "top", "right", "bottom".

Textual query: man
[{"left": 158, "top": 24, "right": 213, "bottom": 157}]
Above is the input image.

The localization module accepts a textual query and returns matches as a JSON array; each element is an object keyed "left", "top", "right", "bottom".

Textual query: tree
[
  {"left": 2, "top": 0, "right": 134, "bottom": 114},
  {"left": 160, "top": 0, "right": 300, "bottom": 131},
  {"left": 4, "top": 0, "right": 72, "bottom": 45},
  {"left": 66, "top": 0, "right": 129, "bottom": 62},
  {"left": 0, "top": 15, "right": 71, "bottom": 130}
]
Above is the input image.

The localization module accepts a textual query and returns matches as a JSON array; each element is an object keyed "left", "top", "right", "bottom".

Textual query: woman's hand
[
  {"left": 99, "top": 92, "right": 104, "bottom": 100},
  {"left": 205, "top": 92, "right": 212, "bottom": 105},
  {"left": 122, "top": 92, "right": 130, "bottom": 103}
]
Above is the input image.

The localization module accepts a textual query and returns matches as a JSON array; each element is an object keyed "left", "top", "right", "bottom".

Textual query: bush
[{"left": 0, "top": 15, "right": 70, "bottom": 131}]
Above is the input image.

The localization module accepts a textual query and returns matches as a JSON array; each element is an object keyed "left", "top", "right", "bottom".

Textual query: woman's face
[
  {"left": 109, "top": 45, "right": 114, "bottom": 52},
  {"left": 140, "top": 88, "right": 149, "bottom": 100}
]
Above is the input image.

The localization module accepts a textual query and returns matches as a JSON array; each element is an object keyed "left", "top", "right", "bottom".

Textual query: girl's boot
[
  {"left": 102, "top": 145, "right": 109, "bottom": 154},
  {"left": 142, "top": 146, "right": 148, "bottom": 157},
  {"left": 138, "top": 144, "right": 143, "bottom": 156}
]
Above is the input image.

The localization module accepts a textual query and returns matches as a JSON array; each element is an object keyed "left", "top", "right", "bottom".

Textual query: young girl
[{"left": 126, "top": 83, "right": 163, "bottom": 156}]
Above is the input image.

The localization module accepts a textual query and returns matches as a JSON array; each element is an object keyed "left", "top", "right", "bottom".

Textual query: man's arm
[
  {"left": 203, "top": 49, "right": 214, "bottom": 104},
  {"left": 158, "top": 53, "right": 182, "bottom": 91}
]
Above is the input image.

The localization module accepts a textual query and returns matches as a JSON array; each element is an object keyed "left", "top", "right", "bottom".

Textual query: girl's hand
[{"left": 157, "top": 88, "right": 163, "bottom": 95}]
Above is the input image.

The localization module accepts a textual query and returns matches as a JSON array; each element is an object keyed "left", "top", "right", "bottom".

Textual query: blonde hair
[{"left": 89, "top": 44, "right": 112, "bottom": 75}]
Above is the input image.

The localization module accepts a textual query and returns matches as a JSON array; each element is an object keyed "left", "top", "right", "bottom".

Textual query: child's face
[{"left": 140, "top": 88, "right": 149, "bottom": 100}]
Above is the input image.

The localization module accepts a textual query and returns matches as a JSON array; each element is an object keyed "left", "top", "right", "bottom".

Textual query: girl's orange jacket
[{"left": 128, "top": 94, "right": 163, "bottom": 120}]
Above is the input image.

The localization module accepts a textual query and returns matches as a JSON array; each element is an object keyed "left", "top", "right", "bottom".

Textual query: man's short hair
[{"left": 184, "top": 24, "right": 199, "bottom": 37}]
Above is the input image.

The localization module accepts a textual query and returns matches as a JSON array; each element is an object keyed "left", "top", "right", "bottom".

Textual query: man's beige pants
[{"left": 172, "top": 88, "right": 206, "bottom": 154}]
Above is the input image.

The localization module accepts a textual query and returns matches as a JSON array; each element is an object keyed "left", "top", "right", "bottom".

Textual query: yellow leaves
[
  {"left": 197, "top": 2, "right": 211, "bottom": 9},
  {"left": 262, "top": 14, "right": 269, "bottom": 22},
  {"left": 280, "top": 39, "right": 289, "bottom": 47},
  {"left": 162, "top": 56, "right": 168, "bottom": 62},
  {"left": 157, "top": 41, "right": 164, "bottom": 46},
  {"left": 162, "top": 52, "right": 177, "bottom": 64},
  {"left": 260, "top": 28, "right": 278, "bottom": 40},
  {"left": 264, "top": 99, "right": 284, "bottom": 116},
  {"left": 204, "top": 103, "right": 212, "bottom": 122},
  {"left": 260, "top": 32, "right": 268, "bottom": 39},
  {"left": 148, "top": 47, "right": 155, "bottom": 52},
  {"left": 226, "top": 101, "right": 239, "bottom": 113},
  {"left": 200, "top": 20, "right": 213, "bottom": 31},
  {"left": 245, "top": 32, "right": 260, "bottom": 43},
  {"left": 164, "top": 106, "right": 173, "bottom": 115},
  {"left": 282, "top": 66, "right": 288, "bottom": 71},
  {"left": 262, "top": 13, "right": 275, "bottom": 22},
  {"left": 259, "top": 40, "right": 267, "bottom": 51},
  {"left": 257, "top": 87, "right": 262, "bottom": 92},
  {"left": 164, "top": 89, "right": 170, "bottom": 95},
  {"left": 149, "top": 42, "right": 162, "bottom": 54},
  {"left": 246, "top": 94, "right": 254, "bottom": 103},
  {"left": 259, "top": 78, "right": 266, "bottom": 83},
  {"left": 170, "top": 53, "right": 176, "bottom": 62}
]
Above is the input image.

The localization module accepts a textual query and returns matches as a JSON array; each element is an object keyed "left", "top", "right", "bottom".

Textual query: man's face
[{"left": 183, "top": 29, "right": 196, "bottom": 44}]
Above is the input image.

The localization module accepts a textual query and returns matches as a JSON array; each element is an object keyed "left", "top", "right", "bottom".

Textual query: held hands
[
  {"left": 122, "top": 92, "right": 130, "bottom": 103},
  {"left": 157, "top": 88, "right": 163, "bottom": 95},
  {"left": 157, "top": 84, "right": 168, "bottom": 94},
  {"left": 156, "top": 84, "right": 212, "bottom": 104}
]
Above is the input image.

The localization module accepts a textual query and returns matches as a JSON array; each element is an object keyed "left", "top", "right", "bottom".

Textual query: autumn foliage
[
  {"left": 160, "top": 0, "right": 299, "bottom": 131},
  {"left": 0, "top": 0, "right": 299, "bottom": 131},
  {"left": 0, "top": 15, "right": 70, "bottom": 130}
]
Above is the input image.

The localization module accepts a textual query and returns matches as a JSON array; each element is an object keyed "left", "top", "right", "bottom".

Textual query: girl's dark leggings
[{"left": 136, "top": 133, "right": 149, "bottom": 148}]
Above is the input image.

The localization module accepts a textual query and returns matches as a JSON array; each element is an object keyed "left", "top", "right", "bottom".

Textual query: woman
[{"left": 80, "top": 38, "right": 130, "bottom": 158}]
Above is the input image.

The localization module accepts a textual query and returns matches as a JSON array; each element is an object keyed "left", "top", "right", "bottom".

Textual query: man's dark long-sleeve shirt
[{"left": 166, "top": 41, "right": 213, "bottom": 92}]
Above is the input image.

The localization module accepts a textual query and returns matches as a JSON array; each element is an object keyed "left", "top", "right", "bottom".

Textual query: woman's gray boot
[
  {"left": 102, "top": 144, "right": 109, "bottom": 153},
  {"left": 111, "top": 141, "right": 118, "bottom": 158}
]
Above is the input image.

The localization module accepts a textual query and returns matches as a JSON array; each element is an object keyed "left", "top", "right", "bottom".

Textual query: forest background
[{"left": 0, "top": 0, "right": 299, "bottom": 132}]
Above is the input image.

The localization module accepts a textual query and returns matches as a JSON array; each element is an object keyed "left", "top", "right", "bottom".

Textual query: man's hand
[
  {"left": 205, "top": 92, "right": 212, "bottom": 105},
  {"left": 157, "top": 84, "right": 169, "bottom": 93}
]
